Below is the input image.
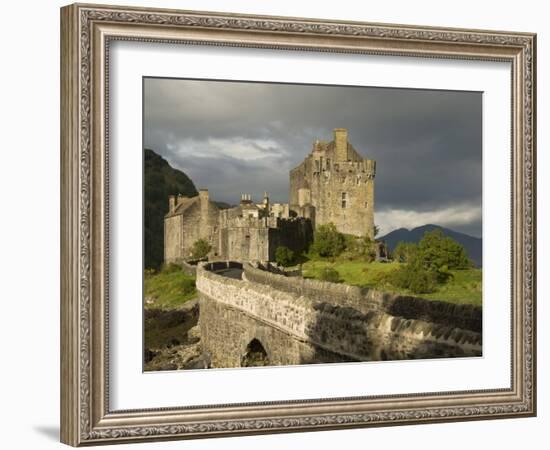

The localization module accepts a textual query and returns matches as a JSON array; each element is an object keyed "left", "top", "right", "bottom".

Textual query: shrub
[
  {"left": 389, "top": 261, "right": 437, "bottom": 294},
  {"left": 191, "top": 238, "right": 212, "bottom": 260},
  {"left": 417, "top": 229, "right": 473, "bottom": 270},
  {"left": 392, "top": 241, "right": 418, "bottom": 263},
  {"left": 343, "top": 235, "right": 376, "bottom": 261},
  {"left": 179, "top": 277, "right": 196, "bottom": 296},
  {"left": 319, "top": 267, "right": 341, "bottom": 283},
  {"left": 275, "top": 246, "right": 295, "bottom": 267},
  {"left": 144, "top": 268, "right": 156, "bottom": 278},
  {"left": 310, "top": 223, "right": 346, "bottom": 257}
]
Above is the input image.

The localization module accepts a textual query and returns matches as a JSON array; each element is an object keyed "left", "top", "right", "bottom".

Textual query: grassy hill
[{"left": 144, "top": 148, "right": 197, "bottom": 269}]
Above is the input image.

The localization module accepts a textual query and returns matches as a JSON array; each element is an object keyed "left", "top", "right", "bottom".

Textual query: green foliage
[
  {"left": 310, "top": 223, "right": 346, "bottom": 257},
  {"left": 392, "top": 241, "right": 418, "bottom": 263},
  {"left": 340, "top": 235, "right": 377, "bottom": 262},
  {"left": 191, "top": 239, "right": 212, "bottom": 260},
  {"left": 388, "top": 260, "right": 437, "bottom": 294},
  {"left": 387, "top": 230, "right": 471, "bottom": 293},
  {"left": 275, "top": 246, "right": 295, "bottom": 267},
  {"left": 144, "top": 148, "right": 198, "bottom": 270},
  {"left": 302, "top": 260, "right": 481, "bottom": 305},
  {"left": 319, "top": 266, "right": 341, "bottom": 283},
  {"left": 416, "top": 229, "right": 473, "bottom": 271},
  {"left": 144, "top": 269, "right": 197, "bottom": 310}
]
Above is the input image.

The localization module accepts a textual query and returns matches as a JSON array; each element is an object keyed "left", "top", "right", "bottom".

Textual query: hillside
[
  {"left": 379, "top": 224, "right": 482, "bottom": 268},
  {"left": 144, "top": 148, "right": 197, "bottom": 269}
]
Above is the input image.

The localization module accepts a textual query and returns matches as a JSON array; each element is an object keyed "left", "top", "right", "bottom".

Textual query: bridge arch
[{"left": 241, "top": 338, "right": 270, "bottom": 367}]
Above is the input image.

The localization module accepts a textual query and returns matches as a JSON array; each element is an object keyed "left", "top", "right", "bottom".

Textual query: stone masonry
[
  {"left": 197, "top": 262, "right": 482, "bottom": 368},
  {"left": 164, "top": 128, "right": 376, "bottom": 264},
  {"left": 290, "top": 128, "right": 376, "bottom": 238}
]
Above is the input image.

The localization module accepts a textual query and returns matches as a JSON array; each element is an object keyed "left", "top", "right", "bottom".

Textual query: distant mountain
[
  {"left": 379, "top": 224, "right": 482, "bottom": 268},
  {"left": 144, "top": 149, "right": 197, "bottom": 269}
]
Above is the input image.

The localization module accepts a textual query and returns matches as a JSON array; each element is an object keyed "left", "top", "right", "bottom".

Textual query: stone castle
[{"left": 164, "top": 128, "right": 376, "bottom": 264}]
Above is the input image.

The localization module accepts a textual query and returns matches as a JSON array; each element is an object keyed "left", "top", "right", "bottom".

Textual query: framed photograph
[{"left": 60, "top": 3, "right": 536, "bottom": 446}]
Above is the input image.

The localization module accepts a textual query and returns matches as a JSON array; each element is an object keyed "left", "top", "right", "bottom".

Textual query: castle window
[{"left": 341, "top": 192, "right": 347, "bottom": 208}]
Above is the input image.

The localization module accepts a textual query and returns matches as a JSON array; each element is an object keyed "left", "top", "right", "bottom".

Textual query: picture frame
[{"left": 60, "top": 3, "right": 536, "bottom": 446}]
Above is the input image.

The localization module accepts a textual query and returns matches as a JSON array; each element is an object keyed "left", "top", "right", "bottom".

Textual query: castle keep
[
  {"left": 164, "top": 128, "right": 375, "bottom": 263},
  {"left": 290, "top": 128, "right": 376, "bottom": 238}
]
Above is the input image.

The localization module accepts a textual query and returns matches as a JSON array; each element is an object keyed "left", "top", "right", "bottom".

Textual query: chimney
[
  {"left": 168, "top": 195, "right": 176, "bottom": 212},
  {"left": 241, "top": 193, "right": 252, "bottom": 205},
  {"left": 334, "top": 128, "right": 348, "bottom": 161},
  {"left": 199, "top": 189, "right": 209, "bottom": 213}
]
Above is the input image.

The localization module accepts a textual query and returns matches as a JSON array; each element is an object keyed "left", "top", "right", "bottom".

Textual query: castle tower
[{"left": 289, "top": 128, "right": 376, "bottom": 238}]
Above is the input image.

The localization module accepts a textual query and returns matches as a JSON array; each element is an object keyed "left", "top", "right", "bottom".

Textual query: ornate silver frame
[{"left": 60, "top": 3, "right": 536, "bottom": 446}]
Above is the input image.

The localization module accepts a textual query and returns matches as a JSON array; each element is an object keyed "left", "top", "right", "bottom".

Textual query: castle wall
[
  {"left": 164, "top": 214, "right": 183, "bottom": 264},
  {"left": 219, "top": 223, "right": 271, "bottom": 262},
  {"left": 268, "top": 218, "right": 313, "bottom": 258},
  {"left": 164, "top": 194, "right": 220, "bottom": 263}
]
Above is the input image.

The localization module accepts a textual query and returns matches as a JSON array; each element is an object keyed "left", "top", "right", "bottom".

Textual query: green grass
[
  {"left": 302, "top": 259, "right": 482, "bottom": 306},
  {"left": 144, "top": 267, "right": 197, "bottom": 310}
]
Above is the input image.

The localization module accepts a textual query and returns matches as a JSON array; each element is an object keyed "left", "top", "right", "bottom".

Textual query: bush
[
  {"left": 179, "top": 277, "right": 196, "bottom": 296},
  {"left": 310, "top": 223, "right": 346, "bottom": 257},
  {"left": 392, "top": 241, "right": 417, "bottom": 263},
  {"left": 144, "top": 268, "right": 156, "bottom": 278},
  {"left": 275, "top": 246, "right": 295, "bottom": 267},
  {"left": 417, "top": 229, "right": 473, "bottom": 270},
  {"left": 388, "top": 261, "right": 437, "bottom": 294},
  {"left": 191, "top": 238, "right": 211, "bottom": 260},
  {"left": 319, "top": 267, "right": 341, "bottom": 283},
  {"left": 343, "top": 235, "right": 376, "bottom": 262}
]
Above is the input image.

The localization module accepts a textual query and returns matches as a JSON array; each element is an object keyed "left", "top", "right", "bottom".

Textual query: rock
[{"left": 187, "top": 326, "right": 201, "bottom": 341}]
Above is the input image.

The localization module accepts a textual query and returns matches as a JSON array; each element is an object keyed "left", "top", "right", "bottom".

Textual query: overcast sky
[{"left": 144, "top": 78, "right": 482, "bottom": 238}]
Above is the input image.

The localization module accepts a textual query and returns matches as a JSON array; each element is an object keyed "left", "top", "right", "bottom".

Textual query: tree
[
  {"left": 388, "top": 230, "right": 473, "bottom": 293},
  {"left": 310, "top": 223, "right": 346, "bottom": 257},
  {"left": 275, "top": 246, "right": 295, "bottom": 267},
  {"left": 388, "top": 259, "right": 437, "bottom": 294},
  {"left": 344, "top": 235, "right": 376, "bottom": 262},
  {"left": 191, "top": 238, "right": 211, "bottom": 260},
  {"left": 416, "top": 229, "right": 473, "bottom": 271},
  {"left": 392, "top": 241, "right": 418, "bottom": 263}
]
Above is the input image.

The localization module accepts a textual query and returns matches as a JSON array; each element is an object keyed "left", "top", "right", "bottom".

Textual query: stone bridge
[{"left": 196, "top": 261, "right": 482, "bottom": 368}]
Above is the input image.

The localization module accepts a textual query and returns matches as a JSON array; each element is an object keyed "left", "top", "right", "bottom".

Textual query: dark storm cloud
[{"left": 144, "top": 78, "right": 482, "bottom": 237}]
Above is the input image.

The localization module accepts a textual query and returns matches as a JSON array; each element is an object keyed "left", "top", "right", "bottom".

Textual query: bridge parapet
[
  {"left": 196, "top": 261, "right": 482, "bottom": 368},
  {"left": 244, "top": 262, "right": 481, "bottom": 332}
]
